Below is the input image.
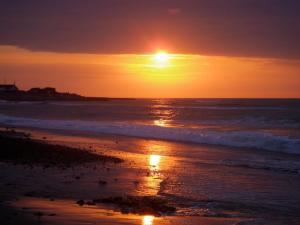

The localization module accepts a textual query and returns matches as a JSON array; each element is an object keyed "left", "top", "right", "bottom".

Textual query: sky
[{"left": 0, "top": 0, "right": 300, "bottom": 98}]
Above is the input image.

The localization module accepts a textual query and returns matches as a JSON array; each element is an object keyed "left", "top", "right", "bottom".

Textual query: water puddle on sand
[
  {"left": 10, "top": 197, "right": 241, "bottom": 225},
  {"left": 11, "top": 197, "right": 156, "bottom": 225}
]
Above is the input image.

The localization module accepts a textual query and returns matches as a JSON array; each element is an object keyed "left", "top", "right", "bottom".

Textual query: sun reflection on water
[
  {"left": 153, "top": 119, "right": 167, "bottom": 127},
  {"left": 151, "top": 99, "right": 175, "bottom": 127},
  {"left": 142, "top": 215, "right": 154, "bottom": 225},
  {"left": 149, "top": 154, "right": 161, "bottom": 171}
]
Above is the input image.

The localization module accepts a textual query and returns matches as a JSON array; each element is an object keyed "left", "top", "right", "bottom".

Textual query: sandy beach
[{"left": 0, "top": 126, "right": 299, "bottom": 225}]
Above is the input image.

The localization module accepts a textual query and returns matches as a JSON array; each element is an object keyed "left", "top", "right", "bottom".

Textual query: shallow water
[{"left": 11, "top": 197, "right": 240, "bottom": 225}]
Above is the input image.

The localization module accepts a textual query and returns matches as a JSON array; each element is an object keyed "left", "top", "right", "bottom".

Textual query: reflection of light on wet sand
[
  {"left": 138, "top": 154, "right": 162, "bottom": 195},
  {"left": 12, "top": 197, "right": 156, "bottom": 224},
  {"left": 149, "top": 155, "right": 161, "bottom": 170},
  {"left": 154, "top": 119, "right": 167, "bottom": 127},
  {"left": 139, "top": 142, "right": 172, "bottom": 195},
  {"left": 11, "top": 197, "right": 240, "bottom": 224},
  {"left": 143, "top": 215, "right": 154, "bottom": 225}
]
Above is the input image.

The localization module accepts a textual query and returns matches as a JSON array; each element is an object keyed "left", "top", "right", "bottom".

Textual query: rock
[
  {"left": 76, "top": 200, "right": 85, "bottom": 206},
  {"left": 98, "top": 180, "right": 107, "bottom": 185},
  {"left": 34, "top": 211, "right": 44, "bottom": 217},
  {"left": 86, "top": 201, "right": 96, "bottom": 206},
  {"left": 98, "top": 196, "right": 176, "bottom": 215},
  {"left": 24, "top": 192, "right": 35, "bottom": 197}
]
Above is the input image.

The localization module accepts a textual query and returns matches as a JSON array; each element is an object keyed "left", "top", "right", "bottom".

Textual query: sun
[
  {"left": 143, "top": 215, "right": 154, "bottom": 225},
  {"left": 154, "top": 51, "right": 169, "bottom": 63}
]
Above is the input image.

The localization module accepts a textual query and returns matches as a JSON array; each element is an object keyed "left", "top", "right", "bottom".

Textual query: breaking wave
[{"left": 0, "top": 114, "right": 299, "bottom": 154}]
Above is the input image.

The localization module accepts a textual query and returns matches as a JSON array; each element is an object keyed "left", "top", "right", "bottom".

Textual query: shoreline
[{"left": 3, "top": 124, "right": 300, "bottom": 159}]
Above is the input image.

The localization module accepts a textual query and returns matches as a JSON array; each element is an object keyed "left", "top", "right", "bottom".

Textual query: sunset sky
[{"left": 0, "top": 0, "right": 300, "bottom": 98}]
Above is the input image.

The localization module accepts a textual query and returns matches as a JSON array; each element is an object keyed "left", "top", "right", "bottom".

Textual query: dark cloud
[{"left": 0, "top": 0, "right": 299, "bottom": 58}]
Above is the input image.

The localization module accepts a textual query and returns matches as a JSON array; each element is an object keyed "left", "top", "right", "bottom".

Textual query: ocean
[{"left": 0, "top": 98, "right": 300, "bottom": 154}]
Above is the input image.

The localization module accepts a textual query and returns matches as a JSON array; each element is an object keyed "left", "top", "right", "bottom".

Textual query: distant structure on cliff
[
  {"left": 28, "top": 87, "right": 57, "bottom": 96},
  {"left": 0, "top": 84, "right": 19, "bottom": 92},
  {"left": 0, "top": 84, "right": 110, "bottom": 101}
]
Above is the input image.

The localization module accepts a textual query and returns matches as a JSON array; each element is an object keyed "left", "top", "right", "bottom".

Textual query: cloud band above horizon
[{"left": 0, "top": 0, "right": 300, "bottom": 58}]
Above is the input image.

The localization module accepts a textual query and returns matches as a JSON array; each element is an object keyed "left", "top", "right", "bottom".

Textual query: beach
[
  {"left": 0, "top": 126, "right": 299, "bottom": 225},
  {"left": 0, "top": 99, "right": 300, "bottom": 224}
]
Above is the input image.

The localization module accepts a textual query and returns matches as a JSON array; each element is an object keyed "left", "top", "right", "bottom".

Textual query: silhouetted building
[
  {"left": 0, "top": 84, "right": 19, "bottom": 92},
  {"left": 28, "top": 87, "right": 57, "bottom": 95}
]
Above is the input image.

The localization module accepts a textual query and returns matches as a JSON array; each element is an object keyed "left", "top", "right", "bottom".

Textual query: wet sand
[
  {"left": 8, "top": 197, "right": 241, "bottom": 225},
  {"left": 0, "top": 127, "right": 300, "bottom": 225}
]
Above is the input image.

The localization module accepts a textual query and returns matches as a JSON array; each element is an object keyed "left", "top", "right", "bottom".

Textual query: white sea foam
[
  {"left": 182, "top": 116, "right": 300, "bottom": 128},
  {"left": 0, "top": 114, "right": 299, "bottom": 154},
  {"left": 0, "top": 101, "right": 46, "bottom": 105}
]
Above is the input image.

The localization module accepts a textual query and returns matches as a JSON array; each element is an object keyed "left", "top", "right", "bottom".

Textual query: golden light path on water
[{"left": 151, "top": 98, "right": 176, "bottom": 128}]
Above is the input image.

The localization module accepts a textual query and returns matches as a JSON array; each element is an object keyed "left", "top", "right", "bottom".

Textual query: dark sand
[{"left": 0, "top": 130, "right": 123, "bottom": 166}]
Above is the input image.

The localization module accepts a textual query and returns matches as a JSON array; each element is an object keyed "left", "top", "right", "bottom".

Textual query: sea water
[{"left": 0, "top": 98, "right": 299, "bottom": 154}]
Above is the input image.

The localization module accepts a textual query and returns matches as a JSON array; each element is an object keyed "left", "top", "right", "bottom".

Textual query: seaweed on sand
[{"left": 92, "top": 195, "right": 176, "bottom": 216}]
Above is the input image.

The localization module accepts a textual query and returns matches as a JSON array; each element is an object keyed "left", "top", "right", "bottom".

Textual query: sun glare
[
  {"left": 143, "top": 215, "right": 154, "bottom": 225},
  {"left": 153, "top": 51, "right": 169, "bottom": 67},
  {"left": 154, "top": 51, "right": 169, "bottom": 62}
]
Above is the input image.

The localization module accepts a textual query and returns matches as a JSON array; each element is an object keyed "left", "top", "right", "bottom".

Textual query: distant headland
[{"left": 0, "top": 84, "right": 114, "bottom": 101}]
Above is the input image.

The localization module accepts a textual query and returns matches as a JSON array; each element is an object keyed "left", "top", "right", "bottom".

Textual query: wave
[
  {"left": 184, "top": 117, "right": 300, "bottom": 128},
  {"left": 0, "top": 114, "right": 299, "bottom": 154},
  {"left": 0, "top": 101, "right": 46, "bottom": 105},
  {"left": 154, "top": 105, "right": 288, "bottom": 110},
  {"left": 0, "top": 100, "right": 293, "bottom": 110},
  {"left": 221, "top": 159, "right": 300, "bottom": 175}
]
